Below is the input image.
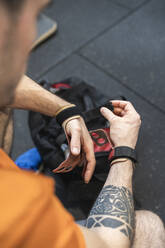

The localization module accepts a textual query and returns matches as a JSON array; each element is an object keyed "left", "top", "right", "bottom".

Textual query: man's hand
[
  {"left": 101, "top": 100, "right": 141, "bottom": 149},
  {"left": 82, "top": 101, "right": 141, "bottom": 248},
  {"left": 65, "top": 117, "right": 96, "bottom": 183}
]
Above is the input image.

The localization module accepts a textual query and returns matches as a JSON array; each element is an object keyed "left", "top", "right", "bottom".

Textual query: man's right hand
[{"left": 100, "top": 100, "right": 141, "bottom": 149}]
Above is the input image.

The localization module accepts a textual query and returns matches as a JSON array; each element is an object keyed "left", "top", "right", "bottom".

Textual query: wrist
[
  {"left": 106, "top": 159, "right": 133, "bottom": 188},
  {"left": 109, "top": 146, "right": 137, "bottom": 165},
  {"left": 114, "top": 143, "right": 136, "bottom": 149},
  {"left": 55, "top": 105, "right": 82, "bottom": 126},
  {"left": 62, "top": 115, "right": 81, "bottom": 131},
  {"left": 110, "top": 158, "right": 135, "bottom": 169},
  {"left": 110, "top": 159, "right": 134, "bottom": 177},
  {"left": 55, "top": 104, "right": 76, "bottom": 116}
]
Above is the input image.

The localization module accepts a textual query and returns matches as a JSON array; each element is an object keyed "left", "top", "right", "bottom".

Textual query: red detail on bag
[
  {"left": 108, "top": 148, "right": 115, "bottom": 160},
  {"left": 52, "top": 83, "right": 71, "bottom": 89},
  {"left": 53, "top": 128, "right": 114, "bottom": 174},
  {"left": 90, "top": 128, "right": 114, "bottom": 156}
]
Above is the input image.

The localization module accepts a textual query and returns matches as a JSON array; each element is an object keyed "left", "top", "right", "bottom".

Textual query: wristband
[
  {"left": 56, "top": 106, "right": 82, "bottom": 126},
  {"left": 109, "top": 146, "right": 137, "bottom": 164},
  {"left": 55, "top": 104, "right": 75, "bottom": 116}
]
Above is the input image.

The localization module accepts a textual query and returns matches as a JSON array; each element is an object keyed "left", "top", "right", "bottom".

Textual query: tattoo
[{"left": 86, "top": 185, "right": 135, "bottom": 241}]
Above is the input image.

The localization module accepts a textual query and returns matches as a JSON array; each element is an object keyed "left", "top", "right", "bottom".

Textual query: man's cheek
[{"left": 19, "top": 13, "right": 37, "bottom": 54}]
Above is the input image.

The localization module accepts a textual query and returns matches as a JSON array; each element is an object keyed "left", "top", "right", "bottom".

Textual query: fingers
[
  {"left": 78, "top": 118, "right": 96, "bottom": 183},
  {"left": 70, "top": 127, "right": 81, "bottom": 155},
  {"left": 111, "top": 100, "right": 128, "bottom": 109},
  {"left": 83, "top": 137, "right": 96, "bottom": 183},
  {"left": 113, "top": 107, "right": 124, "bottom": 116},
  {"left": 101, "top": 101, "right": 138, "bottom": 123},
  {"left": 66, "top": 118, "right": 96, "bottom": 183},
  {"left": 100, "top": 107, "right": 117, "bottom": 123},
  {"left": 111, "top": 100, "right": 137, "bottom": 115}
]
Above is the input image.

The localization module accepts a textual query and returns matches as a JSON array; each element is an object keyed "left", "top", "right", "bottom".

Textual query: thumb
[
  {"left": 70, "top": 129, "right": 81, "bottom": 155},
  {"left": 100, "top": 107, "right": 117, "bottom": 123}
]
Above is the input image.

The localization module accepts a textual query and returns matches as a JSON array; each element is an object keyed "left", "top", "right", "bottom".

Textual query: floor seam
[
  {"left": 108, "top": 0, "right": 151, "bottom": 10},
  {"left": 104, "top": 0, "right": 131, "bottom": 10},
  {"left": 35, "top": 0, "right": 152, "bottom": 79},
  {"left": 78, "top": 0, "right": 151, "bottom": 52},
  {"left": 35, "top": 10, "right": 132, "bottom": 80},
  {"left": 35, "top": 53, "right": 76, "bottom": 81},
  {"left": 77, "top": 52, "right": 165, "bottom": 116}
]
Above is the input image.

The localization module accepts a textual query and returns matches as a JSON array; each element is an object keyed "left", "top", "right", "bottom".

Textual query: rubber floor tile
[{"left": 80, "top": 0, "right": 165, "bottom": 112}]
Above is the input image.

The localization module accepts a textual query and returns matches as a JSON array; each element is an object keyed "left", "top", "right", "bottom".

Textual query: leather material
[{"left": 53, "top": 128, "right": 114, "bottom": 174}]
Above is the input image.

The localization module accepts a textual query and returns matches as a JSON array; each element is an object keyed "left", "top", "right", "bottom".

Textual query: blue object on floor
[{"left": 15, "top": 148, "right": 42, "bottom": 171}]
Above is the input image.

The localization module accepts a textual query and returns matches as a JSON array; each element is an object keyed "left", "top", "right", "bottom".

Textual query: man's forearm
[
  {"left": 86, "top": 160, "right": 134, "bottom": 247},
  {"left": 9, "top": 75, "right": 70, "bottom": 116}
]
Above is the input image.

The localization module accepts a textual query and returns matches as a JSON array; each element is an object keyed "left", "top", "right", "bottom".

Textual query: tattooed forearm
[{"left": 86, "top": 185, "right": 135, "bottom": 241}]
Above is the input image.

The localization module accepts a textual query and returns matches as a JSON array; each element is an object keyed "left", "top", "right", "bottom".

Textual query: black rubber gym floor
[{"left": 12, "top": 0, "right": 165, "bottom": 222}]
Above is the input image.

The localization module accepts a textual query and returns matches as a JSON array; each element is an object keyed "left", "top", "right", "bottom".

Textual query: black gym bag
[{"left": 28, "top": 77, "right": 126, "bottom": 216}]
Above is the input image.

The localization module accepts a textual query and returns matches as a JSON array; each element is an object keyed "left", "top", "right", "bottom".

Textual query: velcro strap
[
  {"left": 56, "top": 106, "right": 82, "bottom": 126},
  {"left": 84, "top": 102, "right": 113, "bottom": 122},
  {"left": 109, "top": 146, "right": 137, "bottom": 163}
]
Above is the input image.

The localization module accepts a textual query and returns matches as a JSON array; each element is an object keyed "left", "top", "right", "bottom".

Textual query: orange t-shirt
[{"left": 0, "top": 149, "right": 86, "bottom": 248}]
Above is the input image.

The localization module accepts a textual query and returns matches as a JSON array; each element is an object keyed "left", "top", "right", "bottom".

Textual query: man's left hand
[{"left": 65, "top": 117, "right": 96, "bottom": 183}]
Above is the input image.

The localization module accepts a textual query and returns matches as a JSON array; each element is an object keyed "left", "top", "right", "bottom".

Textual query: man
[{"left": 0, "top": 0, "right": 164, "bottom": 247}]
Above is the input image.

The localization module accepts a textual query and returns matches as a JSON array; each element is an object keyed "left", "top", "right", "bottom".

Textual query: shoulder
[{"left": 0, "top": 169, "right": 54, "bottom": 211}]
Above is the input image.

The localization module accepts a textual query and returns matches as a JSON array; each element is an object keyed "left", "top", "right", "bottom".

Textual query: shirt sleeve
[{"left": 0, "top": 169, "right": 86, "bottom": 248}]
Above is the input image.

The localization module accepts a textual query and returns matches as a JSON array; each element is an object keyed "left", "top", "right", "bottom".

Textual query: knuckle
[
  {"left": 127, "top": 101, "right": 135, "bottom": 109},
  {"left": 74, "top": 126, "right": 81, "bottom": 133},
  {"left": 135, "top": 113, "right": 141, "bottom": 123},
  {"left": 137, "top": 113, "right": 141, "bottom": 120}
]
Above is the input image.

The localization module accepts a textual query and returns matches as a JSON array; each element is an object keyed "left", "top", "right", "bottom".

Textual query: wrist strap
[
  {"left": 56, "top": 105, "right": 82, "bottom": 126},
  {"left": 62, "top": 115, "right": 81, "bottom": 131},
  {"left": 109, "top": 146, "right": 137, "bottom": 164},
  {"left": 110, "top": 158, "right": 135, "bottom": 169},
  {"left": 55, "top": 104, "right": 75, "bottom": 116}
]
